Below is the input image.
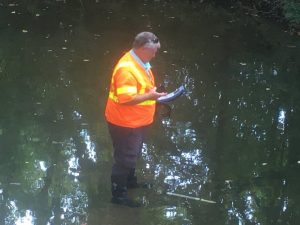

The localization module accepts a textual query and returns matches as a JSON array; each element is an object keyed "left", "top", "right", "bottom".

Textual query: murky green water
[{"left": 0, "top": 1, "right": 299, "bottom": 225}]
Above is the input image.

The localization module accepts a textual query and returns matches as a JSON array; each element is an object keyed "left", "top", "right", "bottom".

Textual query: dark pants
[{"left": 107, "top": 122, "right": 147, "bottom": 197}]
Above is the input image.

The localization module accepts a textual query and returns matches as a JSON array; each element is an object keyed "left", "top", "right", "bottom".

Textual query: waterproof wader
[{"left": 108, "top": 122, "right": 146, "bottom": 207}]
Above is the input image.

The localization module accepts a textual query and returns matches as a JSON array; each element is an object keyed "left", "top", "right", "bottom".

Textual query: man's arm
[{"left": 124, "top": 87, "right": 167, "bottom": 105}]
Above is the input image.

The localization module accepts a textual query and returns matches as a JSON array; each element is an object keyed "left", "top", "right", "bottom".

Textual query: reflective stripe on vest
[
  {"left": 109, "top": 92, "right": 155, "bottom": 105},
  {"left": 117, "top": 86, "right": 137, "bottom": 95}
]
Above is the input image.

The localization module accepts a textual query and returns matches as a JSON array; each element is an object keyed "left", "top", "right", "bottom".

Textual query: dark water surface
[{"left": 0, "top": 1, "right": 299, "bottom": 225}]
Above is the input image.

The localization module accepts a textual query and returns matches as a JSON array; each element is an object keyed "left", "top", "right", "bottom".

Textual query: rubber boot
[
  {"left": 127, "top": 168, "right": 139, "bottom": 189},
  {"left": 127, "top": 168, "right": 152, "bottom": 189},
  {"left": 111, "top": 175, "right": 141, "bottom": 208}
]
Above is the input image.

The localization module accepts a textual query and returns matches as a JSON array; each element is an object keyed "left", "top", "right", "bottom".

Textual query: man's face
[{"left": 142, "top": 46, "right": 159, "bottom": 62}]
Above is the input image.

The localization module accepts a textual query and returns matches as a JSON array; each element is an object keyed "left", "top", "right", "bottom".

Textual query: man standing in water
[{"left": 105, "top": 32, "right": 167, "bottom": 207}]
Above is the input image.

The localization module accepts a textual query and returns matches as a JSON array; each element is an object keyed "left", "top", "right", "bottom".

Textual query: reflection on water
[
  {"left": 59, "top": 188, "right": 88, "bottom": 225},
  {"left": 15, "top": 209, "right": 35, "bottom": 225},
  {"left": 8, "top": 204, "right": 35, "bottom": 225},
  {"left": 277, "top": 108, "right": 286, "bottom": 132},
  {"left": 79, "top": 128, "right": 97, "bottom": 162},
  {"left": 0, "top": 0, "right": 300, "bottom": 225}
]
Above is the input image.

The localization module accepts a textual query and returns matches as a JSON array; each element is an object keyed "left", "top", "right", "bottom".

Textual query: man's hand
[
  {"left": 146, "top": 87, "right": 168, "bottom": 100},
  {"left": 124, "top": 87, "right": 167, "bottom": 105}
]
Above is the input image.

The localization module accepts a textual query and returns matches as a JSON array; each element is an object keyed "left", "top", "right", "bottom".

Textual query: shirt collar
[{"left": 130, "top": 49, "right": 151, "bottom": 72}]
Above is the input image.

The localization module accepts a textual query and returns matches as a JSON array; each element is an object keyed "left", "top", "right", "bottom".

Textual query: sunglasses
[{"left": 151, "top": 38, "right": 159, "bottom": 44}]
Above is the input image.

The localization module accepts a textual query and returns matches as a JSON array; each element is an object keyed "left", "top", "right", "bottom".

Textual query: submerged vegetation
[
  {"left": 283, "top": 0, "right": 300, "bottom": 25},
  {"left": 216, "top": 0, "right": 300, "bottom": 31},
  {"left": 2, "top": 0, "right": 299, "bottom": 33}
]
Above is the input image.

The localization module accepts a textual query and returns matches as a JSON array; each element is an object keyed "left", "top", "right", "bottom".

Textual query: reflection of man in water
[{"left": 105, "top": 32, "right": 166, "bottom": 207}]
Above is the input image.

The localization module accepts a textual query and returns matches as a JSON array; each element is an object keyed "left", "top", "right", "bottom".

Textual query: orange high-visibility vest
[{"left": 105, "top": 50, "right": 156, "bottom": 128}]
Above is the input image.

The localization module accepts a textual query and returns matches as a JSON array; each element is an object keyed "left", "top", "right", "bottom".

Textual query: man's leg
[
  {"left": 107, "top": 123, "right": 145, "bottom": 207},
  {"left": 127, "top": 168, "right": 139, "bottom": 189},
  {"left": 110, "top": 164, "right": 140, "bottom": 207}
]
